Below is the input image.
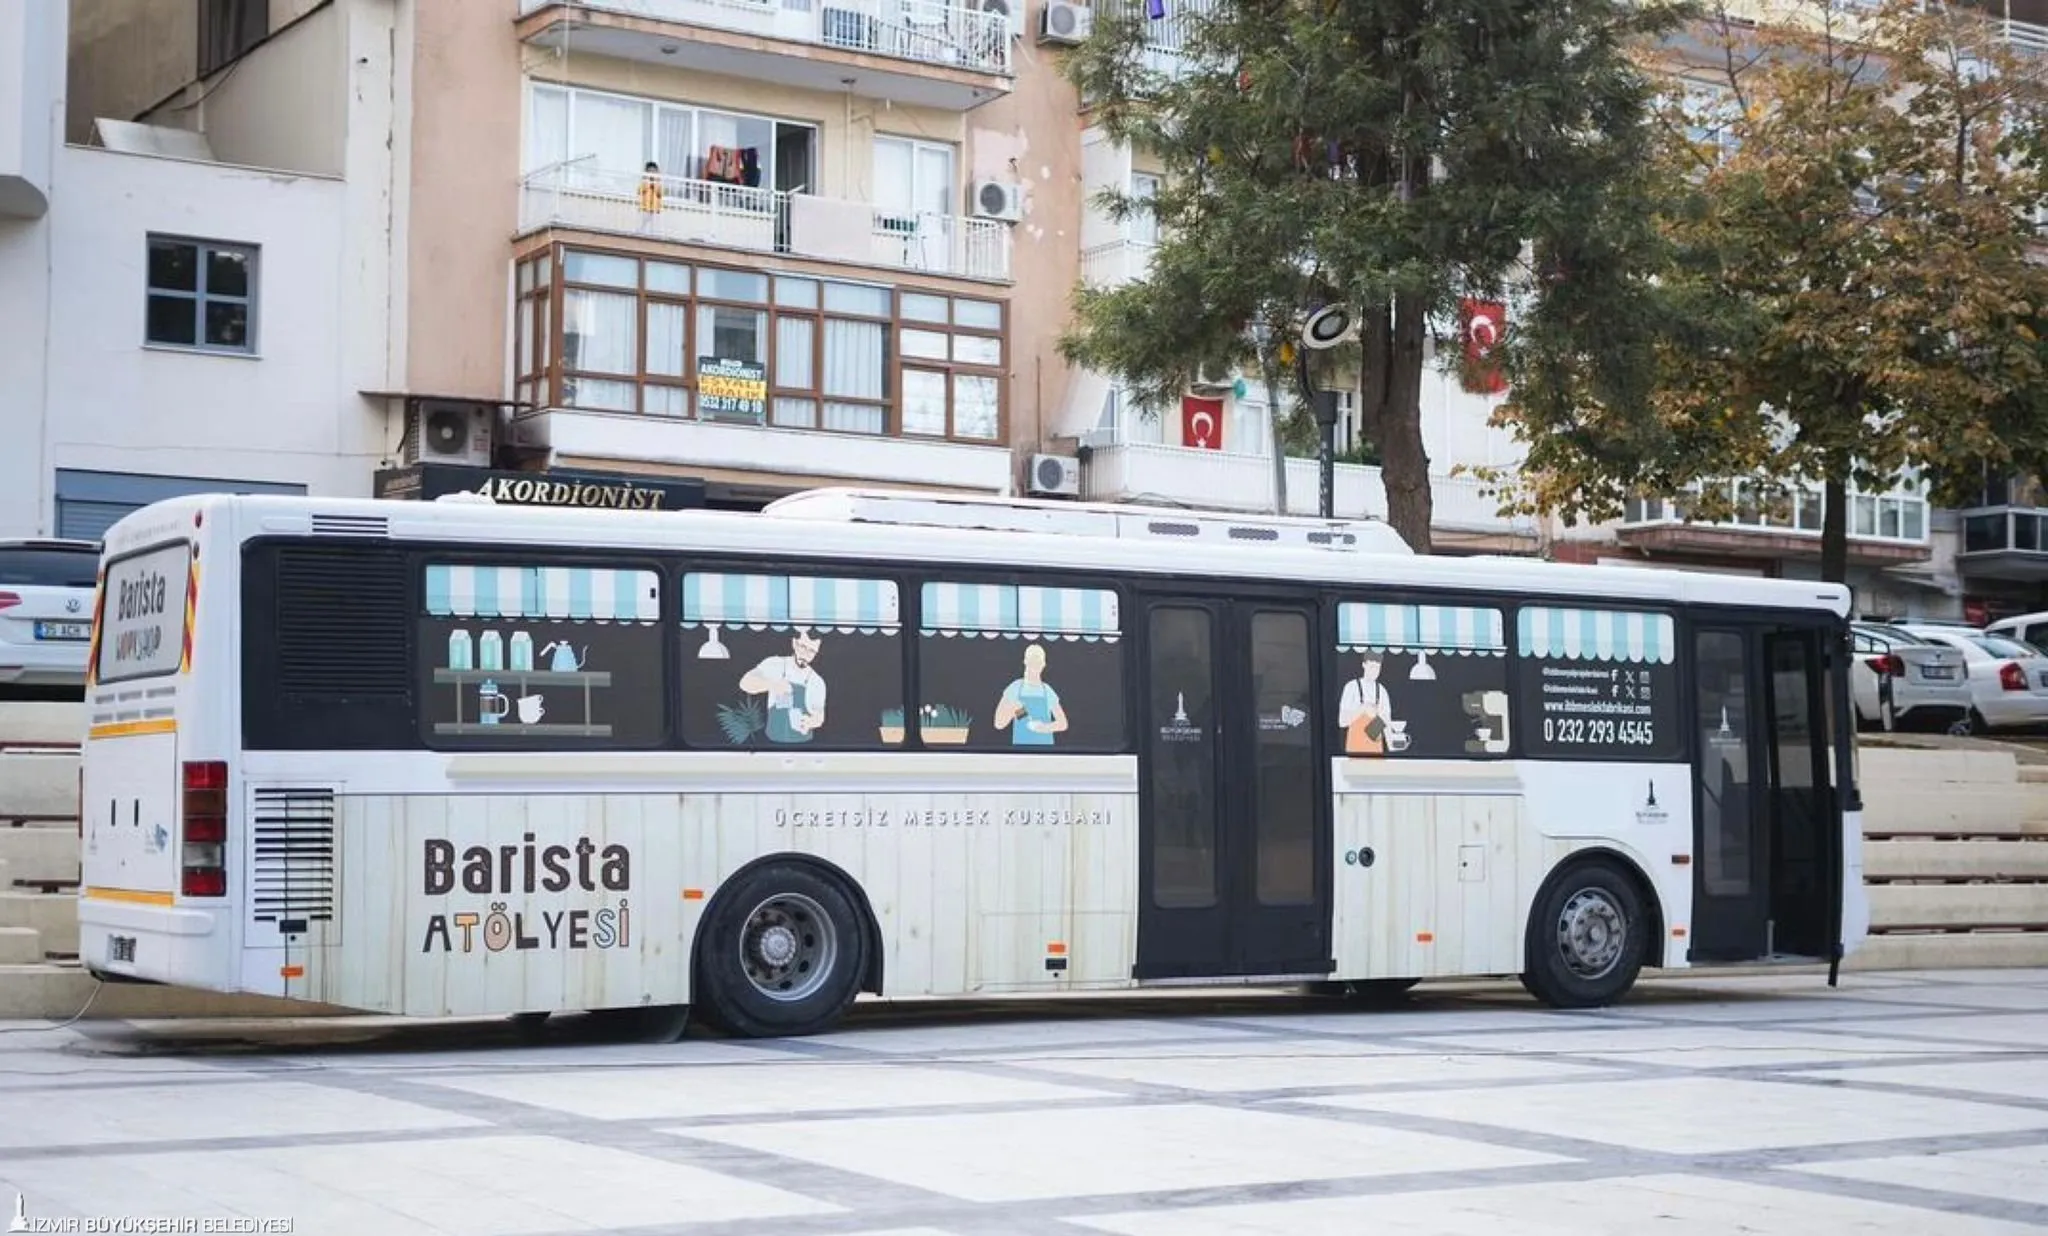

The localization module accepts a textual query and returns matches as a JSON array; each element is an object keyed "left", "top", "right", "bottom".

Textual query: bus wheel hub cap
[
  {"left": 1559, "top": 890, "right": 1623, "bottom": 977},
  {"left": 757, "top": 926, "right": 798, "bottom": 968}
]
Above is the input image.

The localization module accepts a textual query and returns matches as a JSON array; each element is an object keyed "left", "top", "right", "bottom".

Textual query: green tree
[
  {"left": 1499, "top": 0, "right": 2048, "bottom": 582},
  {"left": 1058, "top": 0, "right": 1686, "bottom": 550}
]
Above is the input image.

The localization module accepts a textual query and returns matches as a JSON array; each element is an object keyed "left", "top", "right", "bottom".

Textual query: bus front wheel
[
  {"left": 695, "top": 862, "right": 868, "bottom": 1039},
  {"left": 1520, "top": 859, "right": 1648, "bottom": 1009}
]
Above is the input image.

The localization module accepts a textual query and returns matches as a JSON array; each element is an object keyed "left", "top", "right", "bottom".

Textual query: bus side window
[{"left": 914, "top": 579, "right": 1126, "bottom": 752}]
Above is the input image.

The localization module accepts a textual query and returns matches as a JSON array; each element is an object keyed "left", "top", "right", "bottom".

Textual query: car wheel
[
  {"left": 1519, "top": 858, "right": 1649, "bottom": 1010},
  {"left": 694, "top": 862, "right": 868, "bottom": 1039}
]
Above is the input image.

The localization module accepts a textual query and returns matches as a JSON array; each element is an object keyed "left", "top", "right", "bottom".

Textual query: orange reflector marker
[
  {"left": 1671, "top": 854, "right": 1692, "bottom": 866},
  {"left": 1046, "top": 942, "right": 1067, "bottom": 956},
  {"left": 1672, "top": 927, "right": 1688, "bottom": 938},
  {"left": 1416, "top": 932, "right": 1434, "bottom": 944},
  {"left": 280, "top": 965, "right": 304, "bottom": 978},
  {"left": 682, "top": 888, "right": 705, "bottom": 901}
]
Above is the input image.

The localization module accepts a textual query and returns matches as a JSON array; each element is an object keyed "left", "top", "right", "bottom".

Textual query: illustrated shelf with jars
[{"left": 434, "top": 626, "right": 612, "bottom": 738}]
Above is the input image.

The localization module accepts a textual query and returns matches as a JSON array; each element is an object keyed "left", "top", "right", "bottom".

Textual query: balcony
[
  {"left": 1617, "top": 481, "right": 1932, "bottom": 565},
  {"left": 1092, "top": 0, "right": 1220, "bottom": 79},
  {"left": 509, "top": 242, "right": 1015, "bottom": 498},
  {"left": 519, "top": 163, "right": 1013, "bottom": 283},
  {"left": 1081, "top": 440, "right": 1540, "bottom": 547},
  {"left": 1080, "top": 238, "right": 1155, "bottom": 289},
  {"left": 1958, "top": 505, "right": 2048, "bottom": 579},
  {"left": 517, "top": 0, "right": 1012, "bottom": 112}
]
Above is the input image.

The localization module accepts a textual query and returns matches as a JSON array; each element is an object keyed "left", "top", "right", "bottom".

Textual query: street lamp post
[{"left": 1299, "top": 304, "right": 1354, "bottom": 521}]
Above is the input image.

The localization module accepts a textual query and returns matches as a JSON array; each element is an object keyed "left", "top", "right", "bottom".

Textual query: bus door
[
  {"left": 1689, "top": 621, "right": 1840, "bottom": 962},
  {"left": 1133, "top": 596, "right": 1332, "bottom": 980}
]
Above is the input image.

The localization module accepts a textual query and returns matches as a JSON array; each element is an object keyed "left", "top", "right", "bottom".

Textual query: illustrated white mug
[{"left": 517, "top": 694, "right": 545, "bottom": 725}]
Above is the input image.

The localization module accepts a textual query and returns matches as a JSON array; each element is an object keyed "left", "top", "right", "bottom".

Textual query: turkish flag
[
  {"left": 1181, "top": 395, "right": 1224, "bottom": 450},
  {"left": 1459, "top": 298, "right": 1507, "bottom": 394}
]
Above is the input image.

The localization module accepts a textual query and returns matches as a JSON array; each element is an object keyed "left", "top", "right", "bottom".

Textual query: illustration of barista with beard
[{"left": 740, "top": 628, "right": 827, "bottom": 743}]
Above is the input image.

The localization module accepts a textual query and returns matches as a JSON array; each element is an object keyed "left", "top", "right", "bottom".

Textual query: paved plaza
[{"left": 6, "top": 969, "right": 2048, "bottom": 1234}]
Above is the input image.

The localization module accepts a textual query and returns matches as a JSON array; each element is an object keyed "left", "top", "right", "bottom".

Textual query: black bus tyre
[
  {"left": 695, "top": 862, "right": 868, "bottom": 1038},
  {"left": 1520, "top": 859, "right": 1647, "bottom": 1009}
]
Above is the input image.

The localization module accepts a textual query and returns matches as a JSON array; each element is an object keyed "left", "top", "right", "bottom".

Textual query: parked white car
[
  {"left": 1894, "top": 623, "right": 2048, "bottom": 733},
  {"left": 1849, "top": 622, "right": 1972, "bottom": 732},
  {"left": 0, "top": 538, "right": 98, "bottom": 699},
  {"left": 1985, "top": 610, "right": 2048, "bottom": 655}
]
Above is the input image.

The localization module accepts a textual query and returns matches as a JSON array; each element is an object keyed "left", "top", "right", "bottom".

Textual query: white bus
[{"left": 75, "top": 488, "right": 1869, "bottom": 1037}]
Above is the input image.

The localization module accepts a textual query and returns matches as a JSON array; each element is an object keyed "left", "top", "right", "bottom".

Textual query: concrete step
[
  {"left": 1858, "top": 746, "right": 2022, "bottom": 786},
  {"left": 1868, "top": 883, "right": 2048, "bottom": 930},
  {"left": 1864, "top": 839, "right": 2048, "bottom": 882},
  {"left": 0, "top": 963, "right": 353, "bottom": 1020},
  {"left": 0, "top": 892, "right": 76, "bottom": 954},
  {"left": 0, "top": 749, "right": 80, "bottom": 822},
  {"left": 0, "top": 826, "right": 79, "bottom": 884},
  {"left": 1849, "top": 930, "right": 2048, "bottom": 971},
  {"left": 1861, "top": 785, "right": 2048, "bottom": 835},
  {"left": 0, "top": 927, "right": 41, "bottom": 964},
  {"left": 0, "top": 701, "right": 84, "bottom": 745}
]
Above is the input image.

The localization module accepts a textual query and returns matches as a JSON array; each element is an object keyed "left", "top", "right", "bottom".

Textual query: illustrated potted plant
[
  {"left": 717, "top": 698, "right": 765, "bottom": 746},
  {"left": 920, "top": 703, "right": 972, "bottom": 745},
  {"left": 879, "top": 707, "right": 906, "bottom": 745}
]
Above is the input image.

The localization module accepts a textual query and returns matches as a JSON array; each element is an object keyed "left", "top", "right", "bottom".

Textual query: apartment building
[{"left": 0, "top": 0, "right": 378, "bottom": 540}]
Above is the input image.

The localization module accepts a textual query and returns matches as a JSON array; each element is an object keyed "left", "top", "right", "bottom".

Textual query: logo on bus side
[{"left": 418, "top": 834, "right": 632, "bottom": 955}]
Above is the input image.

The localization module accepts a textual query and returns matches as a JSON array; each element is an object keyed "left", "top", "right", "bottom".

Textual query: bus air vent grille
[
  {"left": 310, "top": 514, "right": 390, "bottom": 538},
  {"left": 250, "top": 786, "right": 337, "bottom": 926},
  {"left": 274, "top": 545, "right": 410, "bottom": 697}
]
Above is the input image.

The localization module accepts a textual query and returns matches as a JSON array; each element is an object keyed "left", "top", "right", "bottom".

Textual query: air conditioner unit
[
  {"left": 977, "top": 0, "right": 1023, "bottom": 37},
  {"left": 1039, "top": 0, "right": 1091, "bottom": 46},
  {"left": 1190, "top": 363, "right": 1234, "bottom": 393},
  {"left": 406, "top": 399, "right": 493, "bottom": 467},
  {"left": 1028, "top": 453, "right": 1081, "bottom": 497},
  {"left": 970, "top": 179, "right": 1023, "bottom": 222}
]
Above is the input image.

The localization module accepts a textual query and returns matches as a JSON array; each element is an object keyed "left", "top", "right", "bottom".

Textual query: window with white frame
[
  {"left": 873, "top": 136, "right": 956, "bottom": 221},
  {"left": 526, "top": 83, "right": 816, "bottom": 197},
  {"left": 144, "top": 235, "right": 257, "bottom": 354},
  {"left": 1129, "top": 172, "right": 1161, "bottom": 246}
]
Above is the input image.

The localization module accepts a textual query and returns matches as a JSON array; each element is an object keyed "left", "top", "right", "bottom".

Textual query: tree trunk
[
  {"left": 1821, "top": 474, "right": 1851, "bottom": 587},
  {"left": 1377, "top": 291, "right": 1434, "bottom": 553}
]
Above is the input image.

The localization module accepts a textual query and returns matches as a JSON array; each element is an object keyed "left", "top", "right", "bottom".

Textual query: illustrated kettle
[{"left": 543, "top": 640, "right": 587, "bottom": 672}]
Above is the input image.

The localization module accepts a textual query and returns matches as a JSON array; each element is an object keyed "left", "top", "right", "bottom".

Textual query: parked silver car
[{"left": 1895, "top": 624, "right": 2048, "bottom": 733}]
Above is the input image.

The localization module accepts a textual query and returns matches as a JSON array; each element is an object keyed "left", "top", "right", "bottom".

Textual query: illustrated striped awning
[
  {"left": 1519, "top": 607, "right": 1675, "bottom": 664},
  {"left": 681, "top": 572, "right": 899, "bottom": 633},
  {"left": 921, "top": 583, "right": 1120, "bottom": 641},
  {"left": 425, "top": 564, "right": 660, "bottom": 624},
  {"left": 1337, "top": 603, "right": 1504, "bottom": 655}
]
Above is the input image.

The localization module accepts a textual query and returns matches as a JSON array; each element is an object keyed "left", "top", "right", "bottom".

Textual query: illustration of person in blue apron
[
  {"left": 993, "top": 643, "right": 1068, "bottom": 746},
  {"left": 740, "top": 628, "right": 827, "bottom": 743}
]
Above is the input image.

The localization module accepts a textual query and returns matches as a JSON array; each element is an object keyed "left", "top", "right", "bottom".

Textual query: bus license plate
[
  {"left": 107, "top": 934, "right": 136, "bottom": 965},
  {"left": 34, "top": 621, "right": 89, "bottom": 641}
]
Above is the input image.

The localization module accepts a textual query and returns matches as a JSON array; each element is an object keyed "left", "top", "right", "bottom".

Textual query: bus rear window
[
  {"left": 96, "top": 541, "right": 191, "bottom": 684},
  {"left": 0, "top": 547, "right": 99, "bottom": 589}
]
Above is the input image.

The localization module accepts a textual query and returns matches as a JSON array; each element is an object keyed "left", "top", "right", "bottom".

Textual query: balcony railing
[
  {"left": 1080, "top": 238, "right": 1156, "bottom": 288},
  {"left": 1081, "top": 438, "right": 1536, "bottom": 536},
  {"left": 519, "top": 0, "right": 1012, "bottom": 75},
  {"left": 1620, "top": 480, "right": 1930, "bottom": 544},
  {"left": 519, "top": 163, "right": 1013, "bottom": 282},
  {"left": 1092, "top": 0, "right": 1220, "bottom": 76}
]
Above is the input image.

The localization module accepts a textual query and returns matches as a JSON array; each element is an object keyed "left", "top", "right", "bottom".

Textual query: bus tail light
[
  {"left": 2000, "top": 661, "right": 2028, "bottom": 692},
  {"left": 181, "top": 761, "right": 228, "bottom": 898}
]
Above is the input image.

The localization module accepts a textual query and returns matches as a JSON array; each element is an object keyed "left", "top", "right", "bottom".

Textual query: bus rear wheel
[
  {"left": 695, "top": 862, "right": 868, "bottom": 1039},
  {"left": 1520, "top": 859, "right": 1647, "bottom": 1009}
]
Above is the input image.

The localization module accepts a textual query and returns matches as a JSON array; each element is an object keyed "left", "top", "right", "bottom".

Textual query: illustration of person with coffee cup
[
  {"left": 1337, "top": 652, "right": 1397, "bottom": 756},
  {"left": 740, "top": 628, "right": 827, "bottom": 743},
  {"left": 993, "top": 642, "right": 1069, "bottom": 746}
]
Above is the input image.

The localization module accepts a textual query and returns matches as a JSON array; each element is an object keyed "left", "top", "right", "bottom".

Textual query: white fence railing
[
  {"left": 519, "top": 0, "right": 1012, "bottom": 74},
  {"left": 1079, "top": 239, "right": 1156, "bottom": 288},
  {"left": 1082, "top": 440, "right": 1536, "bottom": 534},
  {"left": 520, "top": 164, "right": 1013, "bottom": 282}
]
